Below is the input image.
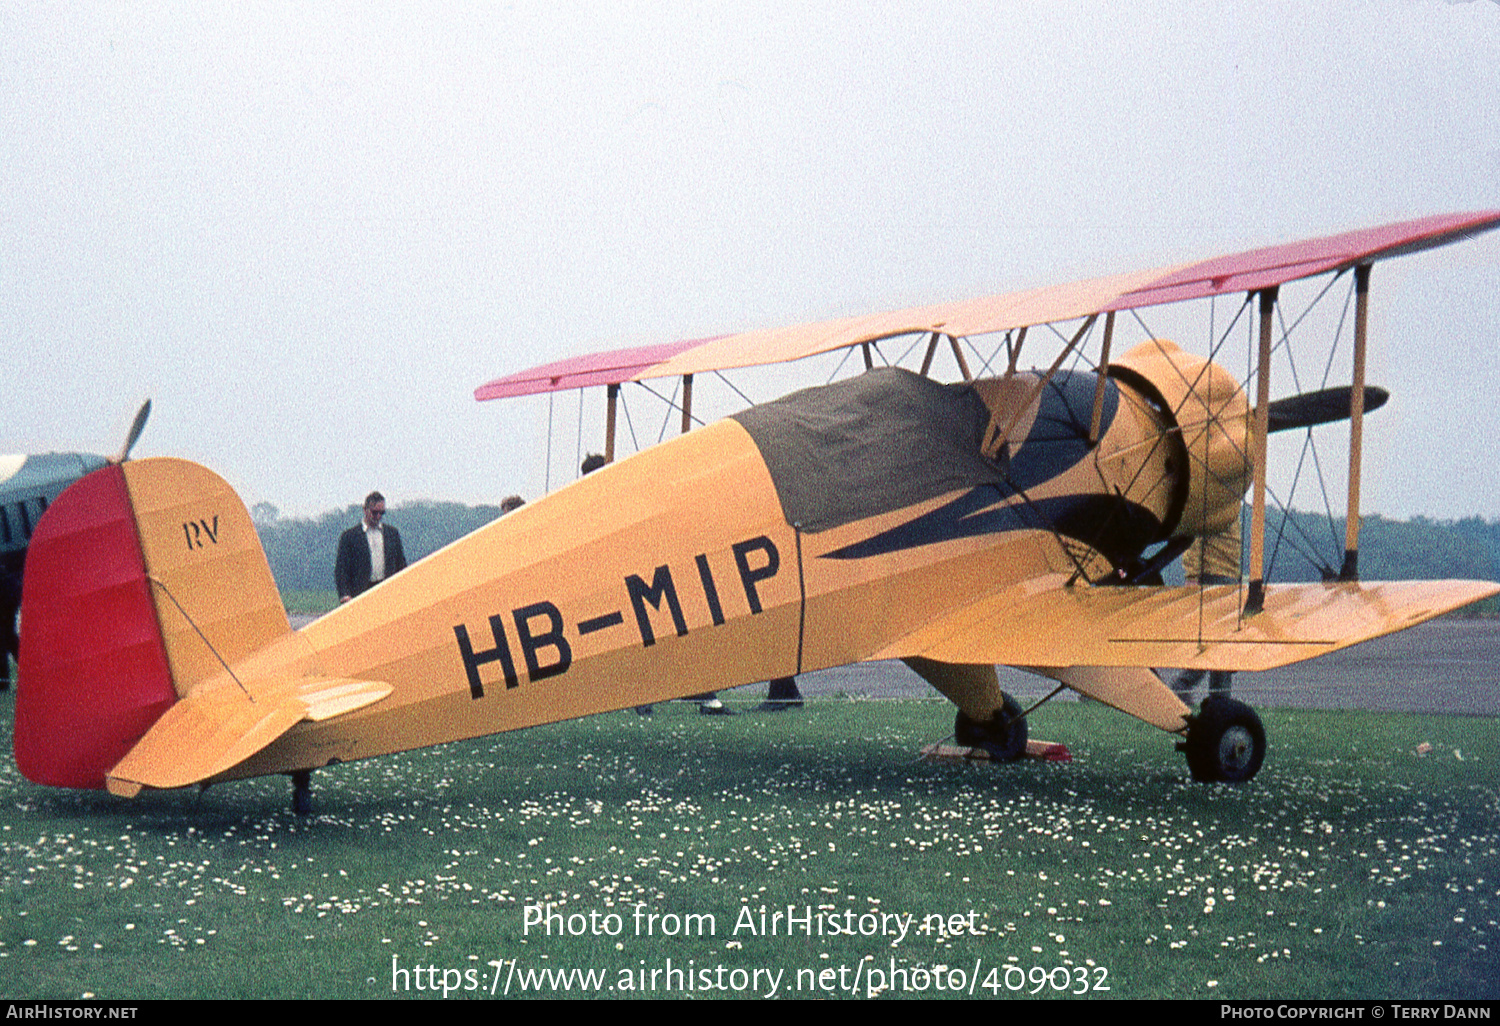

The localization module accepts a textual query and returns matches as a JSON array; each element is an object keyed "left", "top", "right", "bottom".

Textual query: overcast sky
[{"left": 3, "top": 1, "right": 1498, "bottom": 525}]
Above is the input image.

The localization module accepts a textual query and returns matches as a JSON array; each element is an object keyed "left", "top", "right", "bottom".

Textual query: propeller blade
[
  {"left": 111, "top": 399, "right": 152, "bottom": 464},
  {"left": 1264, "top": 386, "right": 1387, "bottom": 434}
]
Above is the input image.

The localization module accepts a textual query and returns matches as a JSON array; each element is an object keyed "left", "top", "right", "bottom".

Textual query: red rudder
[{"left": 14, "top": 465, "right": 176, "bottom": 788}]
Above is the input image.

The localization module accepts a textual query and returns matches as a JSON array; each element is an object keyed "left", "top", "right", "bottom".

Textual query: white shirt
[{"left": 364, "top": 521, "right": 386, "bottom": 583}]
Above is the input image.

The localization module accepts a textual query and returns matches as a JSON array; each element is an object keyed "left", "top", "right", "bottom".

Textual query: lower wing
[{"left": 875, "top": 576, "right": 1499, "bottom": 673}]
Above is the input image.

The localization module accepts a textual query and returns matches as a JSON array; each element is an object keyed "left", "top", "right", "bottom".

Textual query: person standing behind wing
[{"left": 336, "top": 491, "right": 408, "bottom": 603}]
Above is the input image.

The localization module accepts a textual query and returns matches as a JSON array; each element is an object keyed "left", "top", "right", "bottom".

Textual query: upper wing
[
  {"left": 873, "top": 575, "right": 1500, "bottom": 673},
  {"left": 475, "top": 210, "right": 1500, "bottom": 400},
  {"left": 474, "top": 338, "right": 712, "bottom": 399}
]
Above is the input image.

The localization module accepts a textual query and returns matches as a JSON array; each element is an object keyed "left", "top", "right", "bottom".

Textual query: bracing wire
[
  {"left": 824, "top": 345, "right": 855, "bottom": 385},
  {"left": 892, "top": 334, "right": 924, "bottom": 367},
  {"left": 656, "top": 378, "right": 680, "bottom": 443},
  {"left": 147, "top": 576, "right": 253, "bottom": 701},
  {"left": 1259, "top": 273, "right": 1361, "bottom": 579},
  {"left": 1120, "top": 292, "right": 1342, "bottom": 584},
  {"left": 969, "top": 333, "right": 1012, "bottom": 379},
  {"left": 713, "top": 370, "right": 756, "bottom": 407}
]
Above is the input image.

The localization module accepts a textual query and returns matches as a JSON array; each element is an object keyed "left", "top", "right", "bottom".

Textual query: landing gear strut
[
  {"left": 291, "top": 770, "right": 313, "bottom": 815},
  {"left": 955, "top": 692, "right": 1028, "bottom": 762},
  {"left": 1179, "top": 695, "right": 1266, "bottom": 782}
]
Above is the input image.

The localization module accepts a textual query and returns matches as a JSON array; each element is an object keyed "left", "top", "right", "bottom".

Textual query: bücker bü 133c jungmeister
[{"left": 15, "top": 212, "right": 1500, "bottom": 808}]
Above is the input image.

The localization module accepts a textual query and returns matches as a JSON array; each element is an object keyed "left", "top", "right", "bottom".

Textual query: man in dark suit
[{"left": 335, "top": 491, "right": 407, "bottom": 603}]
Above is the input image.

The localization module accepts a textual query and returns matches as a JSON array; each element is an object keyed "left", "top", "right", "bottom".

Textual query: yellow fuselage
[{"left": 228, "top": 365, "right": 1187, "bottom": 779}]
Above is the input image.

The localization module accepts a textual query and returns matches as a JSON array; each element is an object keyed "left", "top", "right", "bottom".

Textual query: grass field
[{"left": 1, "top": 696, "right": 1496, "bottom": 1000}]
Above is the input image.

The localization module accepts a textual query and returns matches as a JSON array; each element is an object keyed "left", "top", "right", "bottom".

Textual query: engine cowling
[{"left": 1109, "top": 339, "right": 1252, "bottom": 540}]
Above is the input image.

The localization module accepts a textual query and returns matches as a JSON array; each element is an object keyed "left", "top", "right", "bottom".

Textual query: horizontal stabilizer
[
  {"left": 297, "top": 677, "right": 395, "bottom": 721},
  {"left": 878, "top": 576, "right": 1500, "bottom": 673},
  {"left": 106, "top": 676, "right": 391, "bottom": 796}
]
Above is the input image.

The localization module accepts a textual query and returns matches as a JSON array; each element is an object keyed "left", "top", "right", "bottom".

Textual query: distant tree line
[
  {"left": 1245, "top": 508, "right": 1500, "bottom": 586},
  {"left": 253, "top": 499, "right": 505, "bottom": 596},
  {"left": 253, "top": 500, "right": 1500, "bottom": 613},
  {"left": 1166, "top": 508, "right": 1500, "bottom": 614}
]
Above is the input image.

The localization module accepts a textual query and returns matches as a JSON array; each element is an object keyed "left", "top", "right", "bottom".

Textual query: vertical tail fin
[
  {"left": 121, "top": 458, "right": 290, "bottom": 694},
  {"left": 15, "top": 459, "right": 290, "bottom": 789}
]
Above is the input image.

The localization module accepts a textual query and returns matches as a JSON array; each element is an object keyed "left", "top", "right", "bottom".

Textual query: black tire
[
  {"left": 954, "top": 693, "right": 1028, "bottom": 762},
  {"left": 1182, "top": 695, "right": 1266, "bottom": 782}
]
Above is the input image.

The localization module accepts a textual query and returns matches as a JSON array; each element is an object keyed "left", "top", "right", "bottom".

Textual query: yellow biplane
[{"left": 15, "top": 213, "right": 1500, "bottom": 810}]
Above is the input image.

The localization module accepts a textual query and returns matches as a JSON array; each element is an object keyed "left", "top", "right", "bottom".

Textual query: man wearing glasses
[{"left": 336, "top": 491, "right": 408, "bottom": 603}]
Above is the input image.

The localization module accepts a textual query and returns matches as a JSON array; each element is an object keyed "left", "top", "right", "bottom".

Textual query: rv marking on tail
[{"left": 182, "top": 515, "right": 221, "bottom": 550}]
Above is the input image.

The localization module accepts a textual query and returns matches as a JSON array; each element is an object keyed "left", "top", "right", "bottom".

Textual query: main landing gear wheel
[
  {"left": 1179, "top": 695, "right": 1266, "bottom": 782},
  {"left": 955, "top": 693, "right": 1028, "bottom": 762}
]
